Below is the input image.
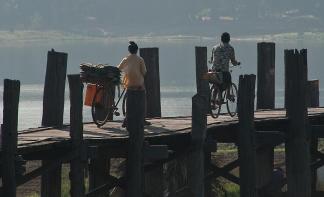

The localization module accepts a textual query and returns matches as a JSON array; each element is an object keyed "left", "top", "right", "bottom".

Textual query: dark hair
[
  {"left": 128, "top": 41, "right": 138, "bottom": 54},
  {"left": 221, "top": 32, "right": 230, "bottom": 43}
]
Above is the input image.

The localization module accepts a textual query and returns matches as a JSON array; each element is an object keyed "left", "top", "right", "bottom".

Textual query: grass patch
[{"left": 223, "top": 183, "right": 240, "bottom": 197}]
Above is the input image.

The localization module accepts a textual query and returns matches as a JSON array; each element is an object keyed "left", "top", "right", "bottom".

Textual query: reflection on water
[{"left": 0, "top": 37, "right": 323, "bottom": 130}]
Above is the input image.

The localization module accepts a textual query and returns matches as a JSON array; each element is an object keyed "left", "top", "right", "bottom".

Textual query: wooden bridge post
[
  {"left": 68, "top": 74, "right": 85, "bottom": 197},
  {"left": 237, "top": 74, "right": 257, "bottom": 197},
  {"left": 188, "top": 46, "right": 209, "bottom": 197},
  {"left": 41, "top": 50, "right": 67, "bottom": 197},
  {"left": 42, "top": 49, "right": 68, "bottom": 127},
  {"left": 126, "top": 90, "right": 145, "bottom": 197},
  {"left": 140, "top": 47, "right": 164, "bottom": 196},
  {"left": 1, "top": 79, "right": 20, "bottom": 197},
  {"left": 307, "top": 80, "right": 319, "bottom": 108},
  {"left": 140, "top": 47, "right": 161, "bottom": 118},
  {"left": 88, "top": 148, "right": 110, "bottom": 197},
  {"left": 285, "top": 49, "right": 311, "bottom": 197},
  {"left": 256, "top": 42, "right": 275, "bottom": 194},
  {"left": 307, "top": 79, "right": 320, "bottom": 195},
  {"left": 257, "top": 42, "right": 275, "bottom": 109}
]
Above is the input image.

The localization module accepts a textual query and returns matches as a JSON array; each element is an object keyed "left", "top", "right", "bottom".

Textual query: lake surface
[{"left": 0, "top": 36, "right": 323, "bottom": 130}]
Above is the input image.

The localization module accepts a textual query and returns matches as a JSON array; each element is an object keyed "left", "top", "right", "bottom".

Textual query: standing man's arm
[
  {"left": 117, "top": 58, "right": 127, "bottom": 70},
  {"left": 140, "top": 59, "right": 147, "bottom": 76}
]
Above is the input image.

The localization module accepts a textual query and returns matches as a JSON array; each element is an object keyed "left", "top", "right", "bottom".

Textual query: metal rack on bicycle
[{"left": 80, "top": 63, "right": 125, "bottom": 127}]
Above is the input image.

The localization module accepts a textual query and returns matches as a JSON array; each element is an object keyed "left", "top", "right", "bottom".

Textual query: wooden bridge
[{"left": 1, "top": 45, "right": 324, "bottom": 197}]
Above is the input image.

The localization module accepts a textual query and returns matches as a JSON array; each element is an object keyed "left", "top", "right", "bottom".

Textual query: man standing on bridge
[{"left": 118, "top": 41, "right": 151, "bottom": 128}]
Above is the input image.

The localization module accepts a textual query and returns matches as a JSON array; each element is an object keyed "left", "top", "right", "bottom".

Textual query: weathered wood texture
[
  {"left": 256, "top": 42, "right": 276, "bottom": 192},
  {"left": 68, "top": 74, "right": 85, "bottom": 197},
  {"left": 42, "top": 50, "right": 68, "bottom": 127},
  {"left": 40, "top": 161, "right": 62, "bottom": 197},
  {"left": 144, "top": 166, "right": 164, "bottom": 197},
  {"left": 41, "top": 50, "right": 67, "bottom": 197},
  {"left": 140, "top": 48, "right": 161, "bottom": 118},
  {"left": 257, "top": 42, "right": 275, "bottom": 109},
  {"left": 307, "top": 79, "right": 320, "bottom": 195},
  {"left": 188, "top": 46, "right": 209, "bottom": 197},
  {"left": 126, "top": 90, "right": 145, "bottom": 197},
  {"left": 285, "top": 49, "right": 311, "bottom": 197},
  {"left": 237, "top": 74, "right": 257, "bottom": 197},
  {"left": 307, "top": 80, "right": 319, "bottom": 107},
  {"left": 195, "top": 47, "right": 209, "bottom": 97},
  {"left": 189, "top": 94, "right": 208, "bottom": 197},
  {"left": 256, "top": 147, "right": 273, "bottom": 189},
  {"left": 88, "top": 148, "right": 111, "bottom": 197},
  {"left": 1, "top": 79, "right": 20, "bottom": 197}
]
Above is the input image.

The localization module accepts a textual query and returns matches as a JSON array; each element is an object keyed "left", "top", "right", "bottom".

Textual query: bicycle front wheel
[
  {"left": 209, "top": 85, "right": 222, "bottom": 118},
  {"left": 226, "top": 83, "right": 238, "bottom": 117},
  {"left": 91, "top": 86, "right": 114, "bottom": 127}
]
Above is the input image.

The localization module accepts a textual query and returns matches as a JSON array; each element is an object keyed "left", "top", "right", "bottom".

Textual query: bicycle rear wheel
[
  {"left": 226, "top": 83, "right": 238, "bottom": 117},
  {"left": 209, "top": 85, "right": 222, "bottom": 118},
  {"left": 91, "top": 86, "right": 114, "bottom": 127}
]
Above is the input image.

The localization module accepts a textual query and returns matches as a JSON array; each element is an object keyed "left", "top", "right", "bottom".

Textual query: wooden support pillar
[
  {"left": 188, "top": 46, "right": 209, "bottom": 197},
  {"left": 145, "top": 166, "right": 164, "bottom": 197},
  {"left": 307, "top": 79, "right": 320, "bottom": 195},
  {"left": 1, "top": 79, "right": 20, "bottom": 197},
  {"left": 68, "top": 74, "right": 85, "bottom": 197},
  {"left": 88, "top": 148, "right": 110, "bottom": 197},
  {"left": 256, "top": 43, "right": 276, "bottom": 194},
  {"left": 140, "top": 47, "right": 161, "bottom": 118},
  {"left": 126, "top": 89, "right": 145, "bottom": 197},
  {"left": 237, "top": 74, "right": 257, "bottom": 197},
  {"left": 42, "top": 49, "right": 68, "bottom": 127},
  {"left": 285, "top": 49, "right": 311, "bottom": 197},
  {"left": 307, "top": 80, "right": 319, "bottom": 108},
  {"left": 41, "top": 50, "right": 67, "bottom": 197},
  {"left": 257, "top": 42, "right": 275, "bottom": 109}
]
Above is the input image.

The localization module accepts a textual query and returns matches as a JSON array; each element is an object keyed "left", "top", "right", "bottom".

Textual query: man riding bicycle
[{"left": 209, "top": 32, "right": 240, "bottom": 107}]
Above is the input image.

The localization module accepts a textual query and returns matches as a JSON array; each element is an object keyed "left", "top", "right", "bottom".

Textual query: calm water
[{"left": 0, "top": 37, "right": 323, "bottom": 130}]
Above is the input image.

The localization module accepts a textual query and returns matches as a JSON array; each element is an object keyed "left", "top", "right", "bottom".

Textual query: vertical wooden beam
[
  {"left": 88, "top": 148, "right": 110, "bottom": 197},
  {"left": 145, "top": 166, "right": 164, "bottom": 197},
  {"left": 42, "top": 49, "right": 68, "bottom": 127},
  {"left": 257, "top": 42, "right": 275, "bottom": 109},
  {"left": 307, "top": 80, "right": 319, "bottom": 108},
  {"left": 1, "top": 79, "right": 20, "bottom": 197},
  {"left": 68, "top": 74, "right": 85, "bottom": 197},
  {"left": 195, "top": 47, "right": 209, "bottom": 96},
  {"left": 140, "top": 48, "right": 161, "bottom": 118},
  {"left": 188, "top": 46, "right": 209, "bottom": 197},
  {"left": 41, "top": 50, "right": 67, "bottom": 197},
  {"left": 126, "top": 90, "right": 145, "bottom": 197},
  {"left": 140, "top": 48, "right": 163, "bottom": 196},
  {"left": 237, "top": 74, "right": 257, "bottom": 197},
  {"left": 285, "top": 49, "right": 311, "bottom": 197},
  {"left": 307, "top": 79, "right": 320, "bottom": 195},
  {"left": 256, "top": 43, "right": 276, "bottom": 193}
]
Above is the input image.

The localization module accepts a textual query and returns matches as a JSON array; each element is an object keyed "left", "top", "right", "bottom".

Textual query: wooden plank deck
[{"left": 13, "top": 107, "right": 324, "bottom": 156}]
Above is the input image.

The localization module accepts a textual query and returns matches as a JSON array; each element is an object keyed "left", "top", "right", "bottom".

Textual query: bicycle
[
  {"left": 207, "top": 65, "right": 239, "bottom": 118},
  {"left": 91, "top": 81, "right": 127, "bottom": 127}
]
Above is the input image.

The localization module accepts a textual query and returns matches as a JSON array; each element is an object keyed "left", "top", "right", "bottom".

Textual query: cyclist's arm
[
  {"left": 230, "top": 48, "right": 240, "bottom": 66},
  {"left": 209, "top": 47, "right": 215, "bottom": 64}
]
